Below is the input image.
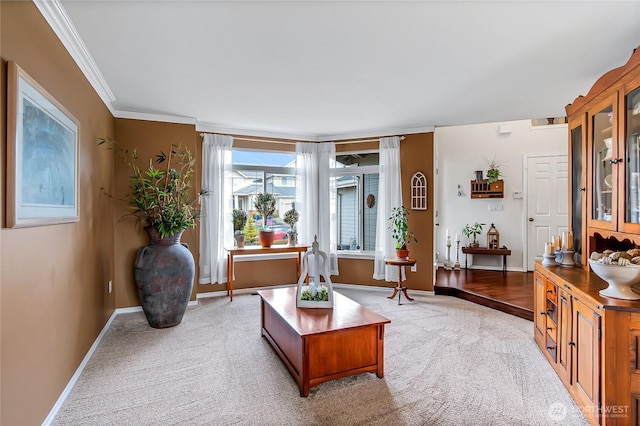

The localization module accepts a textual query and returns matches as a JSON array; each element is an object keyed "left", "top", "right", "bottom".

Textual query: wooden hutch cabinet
[
  {"left": 567, "top": 47, "right": 640, "bottom": 264},
  {"left": 532, "top": 46, "right": 640, "bottom": 425}
]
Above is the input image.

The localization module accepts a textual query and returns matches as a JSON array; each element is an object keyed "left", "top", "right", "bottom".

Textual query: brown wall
[
  {"left": 112, "top": 119, "right": 199, "bottom": 307},
  {"left": 0, "top": 2, "right": 116, "bottom": 424}
]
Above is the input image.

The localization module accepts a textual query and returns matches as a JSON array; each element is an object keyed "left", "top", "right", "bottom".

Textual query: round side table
[{"left": 384, "top": 257, "right": 416, "bottom": 305}]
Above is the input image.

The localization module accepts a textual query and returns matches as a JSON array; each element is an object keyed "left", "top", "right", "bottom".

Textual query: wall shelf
[{"left": 470, "top": 179, "right": 504, "bottom": 199}]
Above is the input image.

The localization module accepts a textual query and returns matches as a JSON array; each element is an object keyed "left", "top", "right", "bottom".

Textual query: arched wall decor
[{"left": 411, "top": 172, "right": 427, "bottom": 210}]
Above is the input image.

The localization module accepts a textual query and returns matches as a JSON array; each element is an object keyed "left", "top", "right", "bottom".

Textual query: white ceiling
[{"left": 49, "top": 1, "right": 640, "bottom": 141}]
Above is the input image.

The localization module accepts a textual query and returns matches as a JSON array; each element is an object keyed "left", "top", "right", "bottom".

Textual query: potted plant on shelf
[
  {"left": 232, "top": 209, "right": 248, "bottom": 248},
  {"left": 99, "top": 138, "right": 204, "bottom": 329},
  {"left": 388, "top": 206, "right": 418, "bottom": 259},
  {"left": 462, "top": 222, "right": 486, "bottom": 247},
  {"left": 484, "top": 155, "right": 505, "bottom": 184},
  {"left": 283, "top": 208, "right": 299, "bottom": 246},
  {"left": 254, "top": 192, "right": 276, "bottom": 247}
]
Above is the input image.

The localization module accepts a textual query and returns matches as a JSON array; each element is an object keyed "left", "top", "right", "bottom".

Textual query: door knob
[{"left": 528, "top": 218, "right": 534, "bottom": 222}]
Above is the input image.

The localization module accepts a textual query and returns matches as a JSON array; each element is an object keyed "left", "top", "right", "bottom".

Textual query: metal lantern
[
  {"left": 487, "top": 223, "right": 499, "bottom": 249},
  {"left": 296, "top": 235, "right": 334, "bottom": 308}
]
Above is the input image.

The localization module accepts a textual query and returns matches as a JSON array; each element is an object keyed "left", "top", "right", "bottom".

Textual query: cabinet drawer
[
  {"left": 546, "top": 299, "right": 558, "bottom": 324},
  {"left": 631, "top": 313, "right": 640, "bottom": 330},
  {"left": 545, "top": 333, "right": 557, "bottom": 362},
  {"left": 546, "top": 321, "right": 557, "bottom": 341},
  {"left": 545, "top": 281, "right": 557, "bottom": 303}
]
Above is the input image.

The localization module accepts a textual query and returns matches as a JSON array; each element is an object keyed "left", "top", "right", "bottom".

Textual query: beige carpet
[{"left": 52, "top": 287, "right": 587, "bottom": 425}]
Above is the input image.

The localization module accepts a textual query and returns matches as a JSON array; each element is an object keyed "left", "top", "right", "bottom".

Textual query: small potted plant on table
[
  {"left": 283, "top": 208, "right": 299, "bottom": 246},
  {"left": 388, "top": 206, "right": 418, "bottom": 259},
  {"left": 462, "top": 222, "right": 485, "bottom": 247},
  {"left": 232, "top": 209, "right": 248, "bottom": 248},
  {"left": 254, "top": 192, "right": 276, "bottom": 247}
]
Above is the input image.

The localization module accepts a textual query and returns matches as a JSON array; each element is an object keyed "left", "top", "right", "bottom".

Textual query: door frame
[{"left": 523, "top": 152, "right": 568, "bottom": 271}]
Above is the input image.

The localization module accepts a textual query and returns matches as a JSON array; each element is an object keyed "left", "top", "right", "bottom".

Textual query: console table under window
[{"left": 225, "top": 245, "right": 309, "bottom": 301}]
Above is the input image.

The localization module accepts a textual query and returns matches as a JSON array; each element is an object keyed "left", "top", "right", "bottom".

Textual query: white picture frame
[{"left": 7, "top": 61, "right": 80, "bottom": 228}]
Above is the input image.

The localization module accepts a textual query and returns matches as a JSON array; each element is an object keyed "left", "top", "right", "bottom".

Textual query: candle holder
[
  {"left": 454, "top": 240, "right": 461, "bottom": 271},
  {"left": 444, "top": 235, "right": 452, "bottom": 270},
  {"left": 542, "top": 253, "right": 557, "bottom": 267},
  {"left": 560, "top": 250, "right": 576, "bottom": 267},
  {"left": 555, "top": 249, "right": 563, "bottom": 264}
]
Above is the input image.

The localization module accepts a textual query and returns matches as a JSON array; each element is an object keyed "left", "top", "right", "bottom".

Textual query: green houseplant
[
  {"left": 462, "top": 222, "right": 486, "bottom": 247},
  {"left": 283, "top": 208, "right": 299, "bottom": 246},
  {"left": 99, "top": 138, "right": 203, "bottom": 329},
  {"left": 388, "top": 206, "right": 418, "bottom": 258},
  {"left": 232, "top": 209, "right": 248, "bottom": 248},
  {"left": 254, "top": 192, "right": 276, "bottom": 247}
]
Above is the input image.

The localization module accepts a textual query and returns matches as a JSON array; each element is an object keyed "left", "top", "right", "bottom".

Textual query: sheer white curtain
[
  {"left": 199, "top": 134, "right": 234, "bottom": 284},
  {"left": 296, "top": 142, "right": 339, "bottom": 275},
  {"left": 373, "top": 136, "right": 402, "bottom": 281}
]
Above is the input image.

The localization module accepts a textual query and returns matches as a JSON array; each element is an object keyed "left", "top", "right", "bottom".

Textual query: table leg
[
  {"left": 228, "top": 253, "right": 234, "bottom": 301},
  {"left": 503, "top": 254, "right": 507, "bottom": 274}
]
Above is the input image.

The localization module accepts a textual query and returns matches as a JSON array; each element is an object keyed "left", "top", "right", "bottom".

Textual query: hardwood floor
[{"left": 434, "top": 268, "right": 533, "bottom": 321}]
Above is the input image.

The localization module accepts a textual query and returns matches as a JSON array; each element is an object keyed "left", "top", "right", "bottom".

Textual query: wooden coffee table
[{"left": 258, "top": 287, "right": 390, "bottom": 396}]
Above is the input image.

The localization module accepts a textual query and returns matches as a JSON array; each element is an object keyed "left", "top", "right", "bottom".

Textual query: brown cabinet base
[{"left": 534, "top": 262, "right": 640, "bottom": 425}]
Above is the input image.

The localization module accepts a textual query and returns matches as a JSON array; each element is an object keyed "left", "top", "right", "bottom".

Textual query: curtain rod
[
  {"left": 334, "top": 136, "right": 405, "bottom": 145},
  {"left": 199, "top": 133, "right": 405, "bottom": 145}
]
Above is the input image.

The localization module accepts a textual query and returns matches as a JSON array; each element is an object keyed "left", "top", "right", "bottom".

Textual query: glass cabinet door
[
  {"left": 570, "top": 123, "right": 584, "bottom": 264},
  {"left": 624, "top": 86, "right": 640, "bottom": 228},
  {"left": 591, "top": 105, "right": 614, "bottom": 224}
]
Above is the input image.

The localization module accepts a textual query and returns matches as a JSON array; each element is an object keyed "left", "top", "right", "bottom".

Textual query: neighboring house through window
[
  {"left": 333, "top": 151, "right": 379, "bottom": 252},
  {"left": 232, "top": 149, "right": 296, "bottom": 246}
]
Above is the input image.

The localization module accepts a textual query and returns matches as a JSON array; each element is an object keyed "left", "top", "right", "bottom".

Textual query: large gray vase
[{"left": 134, "top": 227, "right": 195, "bottom": 328}]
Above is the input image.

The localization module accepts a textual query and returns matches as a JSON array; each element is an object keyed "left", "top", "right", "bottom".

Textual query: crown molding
[
  {"left": 114, "top": 110, "right": 197, "bottom": 125},
  {"left": 33, "top": 0, "right": 116, "bottom": 114},
  {"left": 196, "top": 122, "right": 320, "bottom": 142}
]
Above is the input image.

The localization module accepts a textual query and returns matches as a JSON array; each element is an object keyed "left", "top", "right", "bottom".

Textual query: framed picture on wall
[{"left": 7, "top": 61, "right": 80, "bottom": 228}]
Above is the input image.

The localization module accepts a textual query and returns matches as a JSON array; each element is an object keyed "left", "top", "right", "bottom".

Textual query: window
[
  {"left": 232, "top": 150, "right": 296, "bottom": 246},
  {"left": 333, "top": 152, "right": 379, "bottom": 252}
]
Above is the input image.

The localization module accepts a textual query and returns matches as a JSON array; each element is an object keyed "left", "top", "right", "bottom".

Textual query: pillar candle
[
  {"left": 553, "top": 235, "right": 561, "bottom": 251},
  {"left": 544, "top": 242, "right": 553, "bottom": 255},
  {"left": 455, "top": 233, "right": 460, "bottom": 242},
  {"left": 567, "top": 231, "right": 573, "bottom": 250}
]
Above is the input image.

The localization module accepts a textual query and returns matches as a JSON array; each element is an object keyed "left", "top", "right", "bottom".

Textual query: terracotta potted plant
[
  {"left": 283, "top": 208, "right": 299, "bottom": 246},
  {"left": 99, "top": 138, "right": 204, "bottom": 329},
  {"left": 462, "top": 222, "right": 485, "bottom": 247},
  {"left": 232, "top": 209, "right": 248, "bottom": 248},
  {"left": 388, "top": 206, "right": 417, "bottom": 259},
  {"left": 254, "top": 192, "right": 276, "bottom": 247}
]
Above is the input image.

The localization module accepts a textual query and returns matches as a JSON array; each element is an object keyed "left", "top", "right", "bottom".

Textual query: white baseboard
[{"left": 42, "top": 310, "right": 119, "bottom": 425}]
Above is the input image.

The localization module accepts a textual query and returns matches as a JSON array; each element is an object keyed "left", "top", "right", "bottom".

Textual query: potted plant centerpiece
[
  {"left": 99, "top": 138, "right": 203, "bottom": 329},
  {"left": 254, "top": 192, "right": 276, "bottom": 247},
  {"left": 388, "top": 206, "right": 418, "bottom": 259},
  {"left": 232, "top": 209, "right": 248, "bottom": 248},
  {"left": 462, "top": 222, "right": 485, "bottom": 247},
  {"left": 283, "top": 208, "right": 299, "bottom": 246}
]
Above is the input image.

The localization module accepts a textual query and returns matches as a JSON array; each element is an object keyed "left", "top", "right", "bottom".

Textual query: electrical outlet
[
  {"left": 411, "top": 264, "right": 417, "bottom": 272},
  {"left": 108, "top": 280, "right": 112, "bottom": 294}
]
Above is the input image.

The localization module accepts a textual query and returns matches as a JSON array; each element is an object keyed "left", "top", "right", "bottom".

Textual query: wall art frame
[{"left": 7, "top": 61, "right": 80, "bottom": 228}]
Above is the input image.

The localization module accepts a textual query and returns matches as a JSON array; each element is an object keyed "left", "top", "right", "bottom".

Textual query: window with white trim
[
  {"left": 231, "top": 150, "right": 296, "bottom": 246},
  {"left": 332, "top": 151, "right": 379, "bottom": 252}
]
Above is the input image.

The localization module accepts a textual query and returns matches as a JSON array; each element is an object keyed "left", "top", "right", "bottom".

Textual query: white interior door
[{"left": 526, "top": 154, "right": 568, "bottom": 270}]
